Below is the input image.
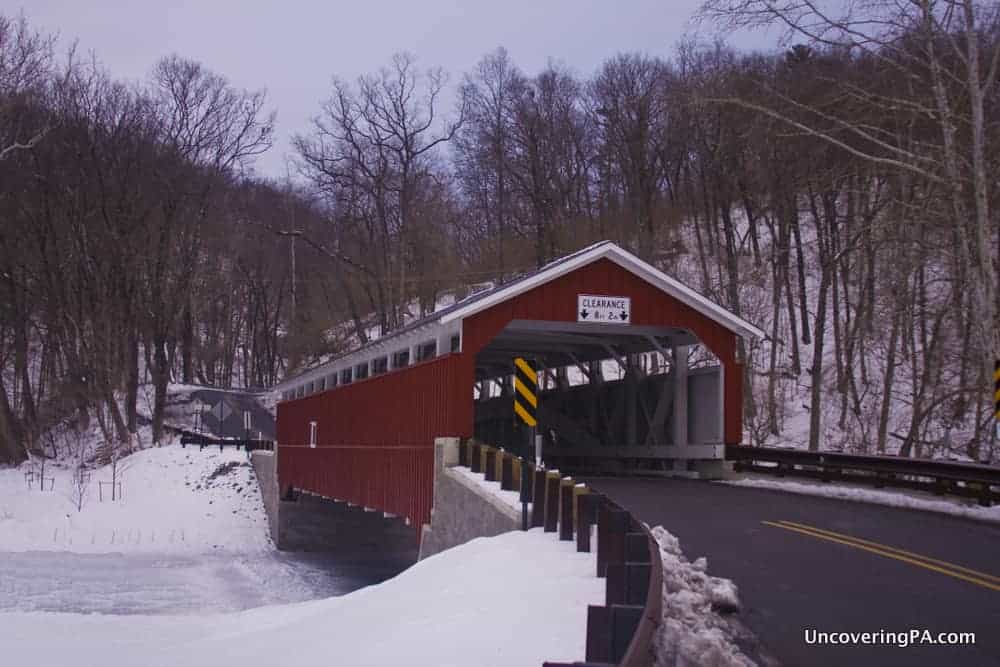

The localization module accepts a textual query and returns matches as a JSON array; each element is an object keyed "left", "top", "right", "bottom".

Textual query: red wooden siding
[
  {"left": 276, "top": 354, "right": 473, "bottom": 530},
  {"left": 279, "top": 445, "right": 434, "bottom": 534},
  {"left": 277, "top": 354, "right": 470, "bottom": 446}
]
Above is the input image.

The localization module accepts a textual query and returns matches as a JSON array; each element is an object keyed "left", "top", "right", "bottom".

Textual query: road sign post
[
  {"left": 994, "top": 359, "right": 1000, "bottom": 452},
  {"left": 514, "top": 357, "right": 539, "bottom": 530}
]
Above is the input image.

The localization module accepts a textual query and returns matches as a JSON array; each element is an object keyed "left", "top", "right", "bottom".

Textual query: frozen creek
[{"left": 0, "top": 550, "right": 402, "bottom": 615}]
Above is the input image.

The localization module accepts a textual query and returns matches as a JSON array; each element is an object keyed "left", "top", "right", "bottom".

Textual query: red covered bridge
[{"left": 275, "top": 241, "right": 763, "bottom": 534}]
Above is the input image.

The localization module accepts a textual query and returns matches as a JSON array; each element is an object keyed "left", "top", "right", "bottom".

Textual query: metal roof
[
  {"left": 440, "top": 241, "right": 765, "bottom": 340},
  {"left": 276, "top": 240, "right": 763, "bottom": 390}
]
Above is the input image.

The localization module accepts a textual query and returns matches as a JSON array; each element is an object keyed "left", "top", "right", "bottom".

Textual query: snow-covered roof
[
  {"left": 439, "top": 241, "right": 764, "bottom": 340},
  {"left": 276, "top": 241, "right": 762, "bottom": 395}
]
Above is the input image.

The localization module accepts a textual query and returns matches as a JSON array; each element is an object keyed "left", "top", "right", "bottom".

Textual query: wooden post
[
  {"left": 597, "top": 507, "right": 629, "bottom": 577},
  {"left": 484, "top": 447, "right": 497, "bottom": 481},
  {"left": 531, "top": 469, "right": 547, "bottom": 528},
  {"left": 559, "top": 478, "right": 575, "bottom": 541},
  {"left": 585, "top": 605, "right": 613, "bottom": 664},
  {"left": 500, "top": 453, "right": 514, "bottom": 490},
  {"left": 544, "top": 472, "right": 560, "bottom": 532},
  {"left": 577, "top": 492, "right": 600, "bottom": 553}
]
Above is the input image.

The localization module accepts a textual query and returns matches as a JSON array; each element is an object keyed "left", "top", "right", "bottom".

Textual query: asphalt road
[{"left": 585, "top": 477, "right": 1000, "bottom": 667}]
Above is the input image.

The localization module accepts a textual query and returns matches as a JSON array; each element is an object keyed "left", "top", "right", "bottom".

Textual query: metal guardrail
[
  {"left": 457, "top": 442, "right": 662, "bottom": 667},
  {"left": 726, "top": 445, "right": 1000, "bottom": 507},
  {"left": 179, "top": 432, "right": 274, "bottom": 453}
]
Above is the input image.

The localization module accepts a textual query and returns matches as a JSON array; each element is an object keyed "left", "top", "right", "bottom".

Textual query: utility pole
[
  {"left": 279, "top": 172, "right": 302, "bottom": 325},
  {"left": 276, "top": 229, "right": 303, "bottom": 323}
]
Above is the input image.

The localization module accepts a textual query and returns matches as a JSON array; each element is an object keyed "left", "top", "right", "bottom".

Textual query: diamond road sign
[
  {"left": 210, "top": 400, "right": 233, "bottom": 422},
  {"left": 577, "top": 294, "right": 631, "bottom": 324}
]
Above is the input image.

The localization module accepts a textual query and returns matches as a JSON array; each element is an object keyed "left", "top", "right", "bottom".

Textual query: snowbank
[
  {"left": 0, "top": 445, "right": 270, "bottom": 553},
  {"left": 451, "top": 465, "right": 525, "bottom": 513},
  {"left": 651, "top": 526, "right": 754, "bottom": 667},
  {"left": 0, "top": 529, "right": 604, "bottom": 667},
  {"left": 723, "top": 476, "right": 1000, "bottom": 524}
]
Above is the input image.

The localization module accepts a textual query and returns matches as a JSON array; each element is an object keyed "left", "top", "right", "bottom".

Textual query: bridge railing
[
  {"left": 457, "top": 441, "right": 663, "bottom": 667},
  {"left": 726, "top": 445, "right": 1000, "bottom": 507},
  {"left": 278, "top": 442, "right": 435, "bottom": 537},
  {"left": 179, "top": 432, "right": 274, "bottom": 452}
]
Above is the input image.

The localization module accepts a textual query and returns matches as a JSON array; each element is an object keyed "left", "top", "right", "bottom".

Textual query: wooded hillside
[{"left": 2, "top": 1, "right": 997, "bottom": 464}]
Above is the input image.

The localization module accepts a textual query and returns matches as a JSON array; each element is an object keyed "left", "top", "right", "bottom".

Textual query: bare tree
[
  {"left": 698, "top": 0, "right": 1000, "bottom": 453},
  {"left": 455, "top": 47, "right": 526, "bottom": 279},
  {"left": 144, "top": 55, "right": 274, "bottom": 443},
  {"left": 295, "top": 53, "right": 465, "bottom": 335}
]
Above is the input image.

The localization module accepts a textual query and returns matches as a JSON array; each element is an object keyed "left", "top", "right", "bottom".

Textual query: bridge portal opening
[{"left": 472, "top": 319, "right": 725, "bottom": 474}]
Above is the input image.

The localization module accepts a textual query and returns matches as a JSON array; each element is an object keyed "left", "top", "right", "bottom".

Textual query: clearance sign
[{"left": 577, "top": 294, "right": 631, "bottom": 324}]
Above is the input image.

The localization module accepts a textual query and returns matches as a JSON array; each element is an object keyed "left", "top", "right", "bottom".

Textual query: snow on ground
[
  {"left": 0, "top": 550, "right": 397, "bottom": 615},
  {"left": 1, "top": 529, "right": 604, "bottom": 667},
  {"left": 650, "top": 526, "right": 755, "bottom": 667},
  {"left": 0, "top": 445, "right": 269, "bottom": 553},
  {"left": 723, "top": 475, "right": 1000, "bottom": 524},
  {"left": 451, "top": 465, "right": 527, "bottom": 513}
]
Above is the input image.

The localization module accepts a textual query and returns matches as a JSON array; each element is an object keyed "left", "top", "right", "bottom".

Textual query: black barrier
[{"left": 179, "top": 433, "right": 274, "bottom": 453}]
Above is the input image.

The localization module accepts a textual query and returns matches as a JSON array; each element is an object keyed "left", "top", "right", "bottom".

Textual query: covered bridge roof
[{"left": 276, "top": 241, "right": 762, "bottom": 398}]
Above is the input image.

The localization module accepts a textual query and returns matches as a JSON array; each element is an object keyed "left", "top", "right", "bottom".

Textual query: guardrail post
[
  {"left": 531, "top": 468, "right": 547, "bottom": 527},
  {"left": 559, "top": 479, "right": 575, "bottom": 541},
  {"left": 583, "top": 603, "right": 644, "bottom": 665},
  {"left": 597, "top": 506, "right": 629, "bottom": 577},
  {"left": 471, "top": 443, "right": 481, "bottom": 473},
  {"left": 610, "top": 605, "right": 644, "bottom": 662},
  {"left": 585, "top": 605, "right": 612, "bottom": 664},
  {"left": 577, "top": 493, "right": 601, "bottom": 553},
  {"left": 501, "top": 453, "right": 514, "bottom": 491},
  {"left": 544, "top": 472, "right": 560, "bottom": 533},
  {"left": 485, "top": 447, "right": 497, "bottom": 482}
]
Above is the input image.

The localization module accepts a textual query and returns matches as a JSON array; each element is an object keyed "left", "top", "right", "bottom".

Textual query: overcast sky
[{"left": 19, "top": 1, "right": 775, "bottom": 178}]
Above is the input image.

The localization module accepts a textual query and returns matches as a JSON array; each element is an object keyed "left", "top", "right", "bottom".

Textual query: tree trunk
[
  {"left": 876, "top": 309, "right": 901, "bottom": 453},
  {"left": 125, "top": 330, "right": 139, "bottom": 434},
  {"left": 151, "top": 336, "right": 170, "bottom": 444},
  {"left": 0, "top": 381, "right": 27, "bottom": 465}
]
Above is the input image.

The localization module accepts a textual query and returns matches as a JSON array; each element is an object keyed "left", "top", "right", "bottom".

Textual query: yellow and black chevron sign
[
  {"left": 994, "top": 359, "right": 1000, "bottom": 422},
  {"left": 514, "top": 357, "right": 538, "bottom": 427}
]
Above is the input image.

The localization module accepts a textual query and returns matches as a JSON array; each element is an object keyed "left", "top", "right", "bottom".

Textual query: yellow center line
[
  {"left": 776, "top": 520, "right": 1000, "bottom": 585},
  {"left": 761, "top": 520, "right": 1000, "bottom": 593}
]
